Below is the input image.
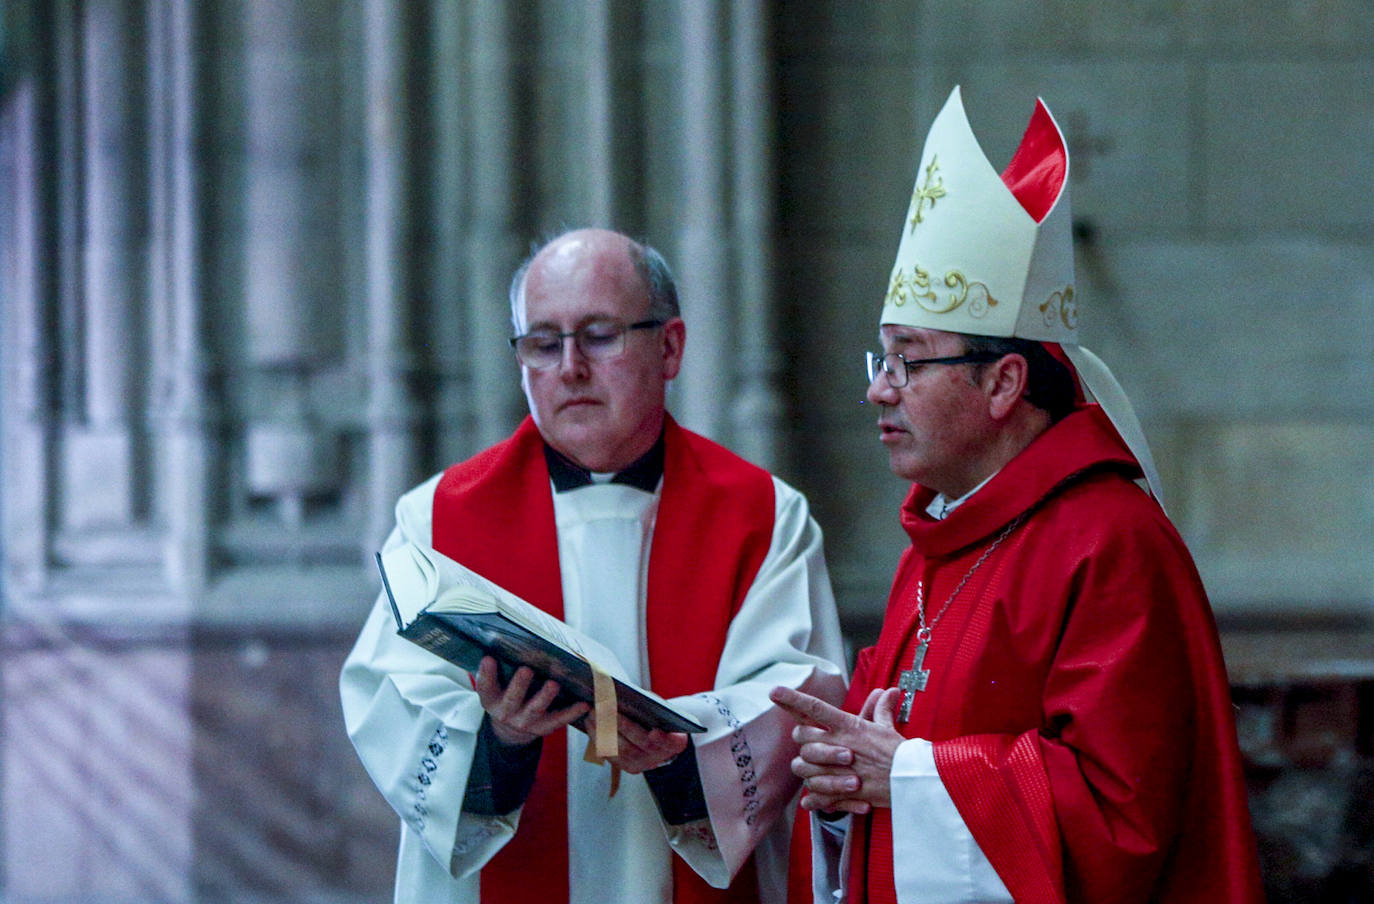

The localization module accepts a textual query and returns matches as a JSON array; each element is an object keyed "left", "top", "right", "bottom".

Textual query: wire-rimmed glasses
[
  {"left": 510, "top": 319, "right": 664, "bottom": 369},
  {"left": 866, "top": 349, "right": 1005, "bottom": 388}
]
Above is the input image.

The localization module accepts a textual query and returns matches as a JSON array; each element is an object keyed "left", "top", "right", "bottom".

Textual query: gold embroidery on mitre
[
  {"left": 959, "top": 277, "right": 998, "bottom": 319},
  {"left": 910, "top": 267, "right": 999, "bottom": 317},
  {"left": 907, "top": 156, "right": 947, "bottom": 231},
  {"left": 888, "top": 263, "right": 999, "bottom": 318},
  {"left": 886, "top": 266, "right": 935, "bottom": 308},
  {"left": 1038, "top": 285, "right": 1078, "bottom": 331}
]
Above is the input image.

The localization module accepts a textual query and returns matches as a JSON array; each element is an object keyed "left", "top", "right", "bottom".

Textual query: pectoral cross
[{"left": 897, "top": 642, "right": 930, "bottom": 723}]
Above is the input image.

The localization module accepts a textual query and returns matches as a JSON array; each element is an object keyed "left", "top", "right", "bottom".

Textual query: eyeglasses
[
  {"left": 510, "top": 319, "right": 664, "bottom": 370},
  {"left": 866, "top": 349, "right": 1005, "bottom": 389}
]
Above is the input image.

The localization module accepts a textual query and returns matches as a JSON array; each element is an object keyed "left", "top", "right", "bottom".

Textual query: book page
[{"left": 378, "top": 541, "right": 636, "bottom": 686}]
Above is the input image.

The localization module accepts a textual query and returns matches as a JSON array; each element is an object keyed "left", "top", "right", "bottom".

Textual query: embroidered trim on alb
[
  {"left": 409, "top": 724, "right": 449, "bottom": 832},
  {"left": 697, "top": 693, "right": 762, "bottom": 827}
]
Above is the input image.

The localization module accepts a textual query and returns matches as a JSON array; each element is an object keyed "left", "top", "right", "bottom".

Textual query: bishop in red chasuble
[{"left": 774, "top": 87, "right": 1263, "bottom": 904}]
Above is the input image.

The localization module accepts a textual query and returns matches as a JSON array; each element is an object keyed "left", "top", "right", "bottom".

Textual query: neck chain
[{"left": 897, "top": 514, "right": 1026, "bottom": 722}]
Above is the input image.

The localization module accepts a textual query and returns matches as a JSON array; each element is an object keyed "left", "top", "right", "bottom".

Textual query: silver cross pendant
[{"left": 896, "top": 641, "right": 930, "bottom": 723}]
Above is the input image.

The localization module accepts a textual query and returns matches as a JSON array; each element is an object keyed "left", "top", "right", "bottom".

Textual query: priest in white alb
[{"left": 340, "top": 228, "right": 848, "bottom": 904}]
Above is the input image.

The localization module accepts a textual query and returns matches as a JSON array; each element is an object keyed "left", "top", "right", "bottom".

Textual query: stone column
[
  {"left": 726, "top": 0, "right": 784, "bottom": 470},
  {"left": 1, "top": 53, "right": 53, "bottom": 595},
  {"left": 582, "top": 0, "right": 615, "bottom": 224},
  {"left": 363, "top": 0, "right": 424, "bottom": 549},
  {"left": 148, "top": 0, "right": 212, "bottom": 595},
  {"left": 428, "top": 2, "right": 476, "bottom": 466},
  {"left": 675, "top": 0, "right": 732, "bottom": 443},
  {"left": 240, "top": 0, "right": 342, "bottom": 532},
  {"left": 579, "top": 2, "right": 645, "bottom": 242},
  {"left": 76, "top": 0, "right": 147, "bottom": 529},
  {"left": 466, "top": 2, "right": 526, "bottom": 449},
  {"left": 55, "top": 0, "right": 84, "bottom": 464}
]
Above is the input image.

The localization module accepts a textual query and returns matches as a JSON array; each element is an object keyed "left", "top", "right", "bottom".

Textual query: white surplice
[{"left": 341, "top": 471, "right": 847, "bottom": 904}]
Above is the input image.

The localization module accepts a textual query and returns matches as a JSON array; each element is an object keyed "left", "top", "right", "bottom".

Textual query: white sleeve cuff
[
  {"left": 887, "top": 739, "right": 1012, "bottom": 904},
  {"left": 891, "top": 736, "right": 939, "bottom": 777}
]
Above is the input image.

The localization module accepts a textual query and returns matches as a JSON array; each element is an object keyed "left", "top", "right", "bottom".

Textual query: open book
[{"left": 376, "top": 542, "right": 705, "bottom": 734}]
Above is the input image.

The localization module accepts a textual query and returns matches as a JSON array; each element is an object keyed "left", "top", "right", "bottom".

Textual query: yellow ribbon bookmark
[
  {"left": 581, "top": 662, "right": 621, "bottom": 797},
  {"left": 590, "top": 665, "right": 619, "bottom": 758}
]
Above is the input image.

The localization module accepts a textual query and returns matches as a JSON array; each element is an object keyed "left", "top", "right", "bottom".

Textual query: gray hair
[{"left": 508, "top": 232, "right": 680, "bottom": 332}]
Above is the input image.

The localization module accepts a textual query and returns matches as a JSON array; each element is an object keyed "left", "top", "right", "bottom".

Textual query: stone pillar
[
  {"left": 363, "top": 0, "right": 424, "bottom": 549},
  {"left": 1, "top": 51, "right": 53, "bottom": 594},
  {"left": 75, "top": 0, "right": 147, "bottom": 529},
  {"left": 148, "top": 0, "right": 212, "bottom": 595},
  {"left": 726, "top": 0, "right": 784, "bottom": 471},
  {"left": 240, "top": 0, "right": 342, "bottom": 531},
  {"left": 582, "top": 0, "right": 615, "bottom": 225},
  {"left": 466, "top": 2, "right": 526, "bottom": 450},
  {"left": 428, "top": 2, "right": 477, "bottom": 467},
  {"left": 54, "top": 0, "right": 84, "bottom": 471},
  {"left": 580, "top": 2, "right": 645, "bottom": 247},
  {"left": 675, "top": 0, "right": 732, "bottom": 442}
]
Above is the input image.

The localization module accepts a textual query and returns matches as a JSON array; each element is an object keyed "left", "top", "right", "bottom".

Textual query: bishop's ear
[{"left": 984, "top": 353, "right": 1031, "bottom": 420}]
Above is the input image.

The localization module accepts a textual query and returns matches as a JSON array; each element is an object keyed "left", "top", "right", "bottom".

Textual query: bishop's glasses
[{"left": 866, "top": 349, "right": 1005, "bottom": 389}]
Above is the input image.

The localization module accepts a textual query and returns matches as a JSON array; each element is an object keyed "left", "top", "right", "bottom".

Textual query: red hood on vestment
[{"left": 899, "top": 403, "right": 1142, "bottom": 557}]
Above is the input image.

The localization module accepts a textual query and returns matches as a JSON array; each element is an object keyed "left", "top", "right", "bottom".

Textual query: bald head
[{"left": 510, "top": 229, "right": 679, "bottom": 334}]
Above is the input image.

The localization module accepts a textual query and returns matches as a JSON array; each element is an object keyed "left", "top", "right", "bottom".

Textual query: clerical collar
[
  {"left": 543, "top": 433, "right": 665, "bottom": 493},
  {"left": 926, "top": 470, "right": 998, "bottom": 520}
]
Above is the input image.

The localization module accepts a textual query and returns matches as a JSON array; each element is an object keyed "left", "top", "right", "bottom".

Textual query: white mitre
[{"left": 883, "top": 85, "right": 1164, "bottom": 504}]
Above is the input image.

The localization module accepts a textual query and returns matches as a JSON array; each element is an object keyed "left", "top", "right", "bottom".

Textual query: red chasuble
[
  {"left": 847, "top": 405, "right": 1264, "bottom": 904},
  {"left": 430, "top": 415, "right": 776, "bottom": 904}
]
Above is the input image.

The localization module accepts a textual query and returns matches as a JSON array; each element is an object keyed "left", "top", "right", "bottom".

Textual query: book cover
[{"left": 376, "top": 544, "right": 705, "bottom": 734}]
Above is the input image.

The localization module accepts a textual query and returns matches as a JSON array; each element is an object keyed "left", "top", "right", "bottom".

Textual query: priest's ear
[
  {"left": 983, "top": 353, "right": 1031, "bottom": 421},
  {"left": 660, "top": 317, "right": 686, "bottom": 381}
]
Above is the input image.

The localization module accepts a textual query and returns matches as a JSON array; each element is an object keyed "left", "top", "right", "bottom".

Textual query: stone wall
[
  {"left": 775, "top": 0, "right": 1374, "bottom": 625},
  {"left": 3, "top": 1, "right": 1372, "bottom": 901}
]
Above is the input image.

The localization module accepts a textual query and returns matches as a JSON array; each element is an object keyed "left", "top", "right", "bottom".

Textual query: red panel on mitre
[{"left": 1001, "top": 100, "right": 1067, "bottom": 225}]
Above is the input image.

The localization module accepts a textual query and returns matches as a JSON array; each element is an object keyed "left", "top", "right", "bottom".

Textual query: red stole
[{"left": 431, "top": 415, "right": 776, "bottom": 904}]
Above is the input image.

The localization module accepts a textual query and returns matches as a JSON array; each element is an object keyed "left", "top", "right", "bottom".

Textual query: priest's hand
[
  {"left": 474, "top": 656, "right": 591, "bottom": 747},
  {"left": 582, "top": 710, "right": 689, "bottom": 774},
  {"left": 769, "top": 685, "right": 904, "bottom": 814}
]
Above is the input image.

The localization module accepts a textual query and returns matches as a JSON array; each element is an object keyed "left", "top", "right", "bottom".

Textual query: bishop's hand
[
  {"left": 474, "top": 656, "right": 591, "bottom": 747},
  {"left": 769, "top": 685, "right": 904, "bottom": 813}
]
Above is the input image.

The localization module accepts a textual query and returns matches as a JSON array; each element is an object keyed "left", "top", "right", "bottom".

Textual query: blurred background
[{"left": 2, "top": 1, "right": 1372, "bottom": 901}]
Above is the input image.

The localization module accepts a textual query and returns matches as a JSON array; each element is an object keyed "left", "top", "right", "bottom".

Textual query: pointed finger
[{"left": 770, "top": 686, "right": 852, "bottom": 732}]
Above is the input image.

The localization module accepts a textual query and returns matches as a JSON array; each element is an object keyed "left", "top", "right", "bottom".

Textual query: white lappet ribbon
[{"left": 1063, "top": 343, "right": 1166, "bottom": 511}]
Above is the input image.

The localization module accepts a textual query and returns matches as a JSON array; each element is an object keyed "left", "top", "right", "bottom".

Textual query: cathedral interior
[{"left": 2, "top": 2, "right": 1372, "bottom": 901}]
